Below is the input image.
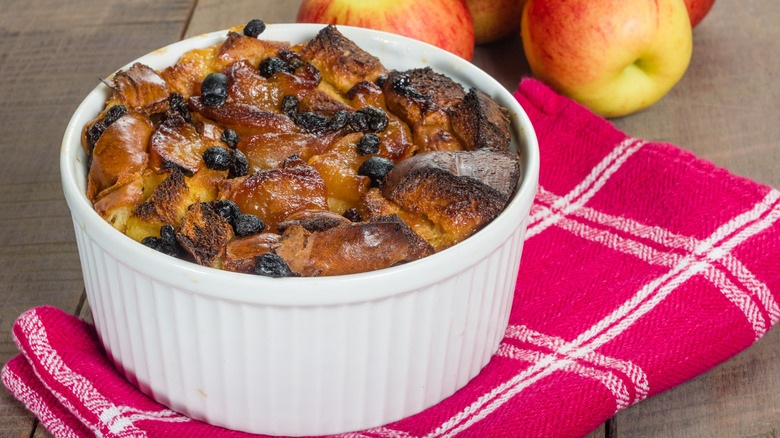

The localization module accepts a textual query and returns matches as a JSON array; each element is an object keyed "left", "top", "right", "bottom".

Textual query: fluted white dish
[{"left": 60, "top": 23, "right": 540, "bottom": 436}]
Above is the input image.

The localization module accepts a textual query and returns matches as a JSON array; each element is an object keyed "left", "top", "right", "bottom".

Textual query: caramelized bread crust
[{"left": 84, "top": 24, "right": 520, "bottom": 277}]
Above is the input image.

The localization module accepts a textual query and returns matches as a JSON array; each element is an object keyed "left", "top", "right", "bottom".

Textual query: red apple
[
  {"left": 296, "top": 0, "right": 475, "bottom": 60},
  {"left": 683, "top": 0, "right": 716, "bottom": 28},
  {"left": 521, "top": 0, "right": 692, "bottom": 118},
  {"left": 466, "top": 0, "right": 526, "bottom": 44}
]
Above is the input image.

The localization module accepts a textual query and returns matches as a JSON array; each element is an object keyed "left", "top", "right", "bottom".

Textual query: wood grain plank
[{"left": 0, "top": 0, "right": 196, "bottom": 435}]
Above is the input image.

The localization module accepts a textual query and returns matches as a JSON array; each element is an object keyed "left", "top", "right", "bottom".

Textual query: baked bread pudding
[{"left": 83, "top": 21, "right": 521, "bottom": 277}]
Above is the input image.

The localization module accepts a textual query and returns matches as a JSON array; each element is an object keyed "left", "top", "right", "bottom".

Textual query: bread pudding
[{"left": 83, "top": 22, "right": 521, "bottom": 277}]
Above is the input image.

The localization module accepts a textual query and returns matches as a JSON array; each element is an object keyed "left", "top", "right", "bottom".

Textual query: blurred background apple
[
  {"left": 683, "top": 0, "right": 716, "bottom": 28},
  {"left": 466, "top": 0, "right": 526, "bottom": 44},
  {"left": 296, "top": 0, "right": 475, "bottom": 60}
]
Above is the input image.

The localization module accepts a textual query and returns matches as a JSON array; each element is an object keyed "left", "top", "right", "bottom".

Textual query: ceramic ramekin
[{"left": 60, "top": 23, "right": 540, "bottom": 436}]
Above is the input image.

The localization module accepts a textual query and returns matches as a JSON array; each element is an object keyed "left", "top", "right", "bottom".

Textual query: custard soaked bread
[{"left": 83, "top": 22, "right": 521, "bottom": 277}]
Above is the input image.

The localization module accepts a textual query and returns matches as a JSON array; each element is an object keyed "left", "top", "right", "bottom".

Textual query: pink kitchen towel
[{"left": 4, "top": 78, "right": 780, "bottom": 437}]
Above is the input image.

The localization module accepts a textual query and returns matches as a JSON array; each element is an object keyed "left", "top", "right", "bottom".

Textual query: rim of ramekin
[{"left": 60, "top": 23, "right": 540, "bottom": 307}]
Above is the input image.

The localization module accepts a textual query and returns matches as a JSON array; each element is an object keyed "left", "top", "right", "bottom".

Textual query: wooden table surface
[{"left": 1, "top": 0, "right": 778, "bottom": 437}]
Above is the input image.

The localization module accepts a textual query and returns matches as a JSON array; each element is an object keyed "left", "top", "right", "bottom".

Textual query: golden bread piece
[
  {"left": 307, "top": 132, "right": 371, "bottom": 213},
  {"left": 159, "top": 46, "right": 219, "bottom": 98},
  {"left": 223, "top": 233, "right": 281, "bottom": 273},
  {"left": 215, "top": 31, "right": 290, "bottom": 71},
  {"left": 382, "top": 68, "right": 465, "bottom": 153},
  {"left": 228, "top": 155, "right": 329, "bottom": 232},
  {"left": 450, "top": 88, "right": 512, "bottom": 151},
  {"left": 276, "top": 210, "right": 352, "bottom": 233},
  {"left": 273, "top": 214, "right": 434, "bottom": 277},
  {"left": 358, "top": 188, "right": 445, "bottom": 250},
  {"left": 149, "top": 113, "right": 208, "bottom": 175},
  {"left": 347, "top": 81, "right": 415, "bottom": 161},
  {"left": 107, "top": 63, "right": 170, "bottom": 115},
  {"left": 381, "top": 148, "right": 520, "bottom": 248},
  {"left": 87, "top": 112, "right": 154, "bottom": 201},
  {"left": 125, "top": 168, "right": 190, "bottom": 241},
  {"left": 176, "top": 202, "right": 234, "bottom": 268},
  {"left": 300, "top": 25, "right": 387, "bottom": 94},
  {"left": 188, "top": 96, "right": 298, "bottom": 138}
]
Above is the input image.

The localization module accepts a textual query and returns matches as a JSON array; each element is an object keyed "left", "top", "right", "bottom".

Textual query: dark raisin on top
[
  {"left": 358, "top": 156, "right": 395, "bottom": 187},
  {"left": 243, "top": 19, "right": 266, "bottom": 38},
  {"left": 230, "top": 149, "right": 249, "bottom": 178},
  {"left": 356, "top": 133, "right": 381, "bottom": 156},
  {"left": 201, "top": 73, "right": 230, "bottom": 107},
  {"left": 234, "top": 213, "right": 266, "bottom": 237},
  {"left": 258, "top": 57, "right": 292, "bottom": 78},
  {"left": 348, "top": 111, "right": 369, "bottom": 132},
  {"left": 211, "top": 199, "right": 241, "bottom": 225},
  {"left": 168, "top": 93, "right": 191, "bottom": 122},
  {"left": 221, "top": 129, "right": 239, "bottom": 148},
  {"left": 278, "top": 49, "right": 305, "bottom": 71},
  {"left": 202, "top": 146, "right": 232, "bottom": 171},
  {"left": 293, "top": 112, "right": 330, "bottom": 134},
  {"left": 328, "top": 110, "right": 351, "bottom": 131},
  {"left": 103, "top": 105, "right": 127, "bottom": 125},
  {"left": 142, "top": 224, "right": 181, "bottom": 258},
  {"left": 254, "top": 253, "right": 293, "bottom": 278},
  {"left": 356, "top": 107, "right": 388, "bottom": 133},
  {"left": 86, "top": 122, "right": 106, "bottom": 151}
]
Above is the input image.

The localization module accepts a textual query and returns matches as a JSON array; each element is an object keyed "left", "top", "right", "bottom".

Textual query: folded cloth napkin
[{"left": 4, "top": 78, "right": 780, "bottom": 438}]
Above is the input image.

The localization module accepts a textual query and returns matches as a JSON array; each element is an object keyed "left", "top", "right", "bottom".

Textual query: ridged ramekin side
[{"left": 70, "top": 213, "right": 528, "bottom": 436}]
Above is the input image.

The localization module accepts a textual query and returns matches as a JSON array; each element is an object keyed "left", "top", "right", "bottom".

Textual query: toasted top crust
[
  {"left": 300, "top": 25, "right": 387, "bottom": 93},
  {"left": 86, "top": 24, "right": 520, "bottom": 276}
]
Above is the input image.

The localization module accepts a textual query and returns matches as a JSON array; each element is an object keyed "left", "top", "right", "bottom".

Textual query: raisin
[
  {"left": 259, "top": 57, "right": 291, "bottom": 78},
  {"left": 294, "top": 112, "right": 330, "bottom": 134},
  {"left": 168, "top": 93, "right": 191, "bottom": 122},
  {"left": 358, "top": 156, "right": 395, "bottom": 187},
  {"left": 254, "top": 253, "right": 293, "bottom": 278},
  {"left": 328, "top": 110, "right": 350, "bottom": 131},
  {"left": 281, "top": 95, "right": 299, "bottom": 118},
  {"left": 221, "top": 129, "right": 239, "bottom": 149},
  {"left": 278, "top": 50, "right": 305, "bottom": 71},
  {"left": 243, "top": 19, "right": 266, "bottom": 38},
  {"left": 201, "top": 73, "right": 229, "bottom": 107},
  {"left": 234, "top": 213, "right": 266, "bottom": 237},
  {"left": 159, "top": 224, "right": 176, "bottom": 244},
  {"left": 356, "top": 133, "right": 381, "bottom": 156},
  {"left": 141, "top": 236, "right": 162, "bottom": 251},
  {"left": 230, "top": 149, "right": 249, "bottom": 178},
  {"left": 103, "top": 105, "right": 127, "bottom": 125},
  {"left": 348, "top": 111, "right": 369, "bottom": 132},
  {"left": 343, "top": 208, "right": 362, "bottom": 222},
  {"left": 202, "top": 146, "right": 232, "bottom": 171},
  {"left": 86, "top": 121, "right": 106, "bottom": 149},
  {"left": 211, "top": 199, "right": 241, "bottom": 225},
  {"left": 356, "top": 107, "right": 388, "bottom": 133},
  {"left": 142, "top": 231, "right": 181, "bottom": 258},
  {"left": 375, "top": 75, "right": 388, "bottom": 88}
]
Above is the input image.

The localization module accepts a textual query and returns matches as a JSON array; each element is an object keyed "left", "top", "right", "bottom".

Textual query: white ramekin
[{"left": 60, "top": 24, "right": 540, "bottom": 436}]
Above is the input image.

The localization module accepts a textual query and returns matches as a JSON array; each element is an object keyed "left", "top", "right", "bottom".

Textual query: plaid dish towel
[{"left": 4, "top": 78, "right": 780, "bottom": 438}]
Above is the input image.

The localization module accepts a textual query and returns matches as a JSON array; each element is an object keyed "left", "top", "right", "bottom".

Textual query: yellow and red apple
[
  {"left": 466, "top": 0, "right": 526, "bottom": 44},
  {"left": 296, "top": 0, "right": 475, "bottom": 61},
  {"left": 521, "top": 0, "right": 693, "bottom": 118}
]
